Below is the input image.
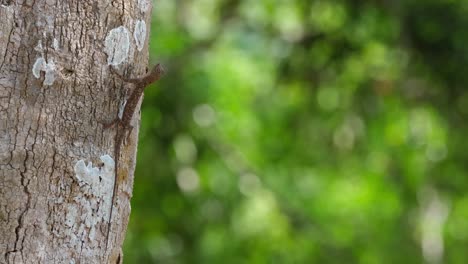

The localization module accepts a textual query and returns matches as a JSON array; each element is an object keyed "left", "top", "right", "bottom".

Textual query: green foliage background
[{"left": 124, "top": 0, "right": 468, "bottom": 263}]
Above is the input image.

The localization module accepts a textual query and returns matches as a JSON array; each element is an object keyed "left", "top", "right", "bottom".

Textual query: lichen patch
[
  {"left": 32, "top": 57, "right": 56, "bottom": 85},
  {"left": 70, "top": 155, "right": 116, "bottom": 243},
  {"left": 104, "top": 26, "right": 130, "bottom": 66},
  {"left": 134, "top": 20, "right": 147, "bottom": 52},
  {"left": 138, "top": 0, "right": 150, "bottom": 12},
  {"left": 74, "top": 155, "right": 115, "bottom": 198},
  {"left": 34, "top": 40, "right": 43, "bottom": 52},
  {"left": 52, "top": 38, "right": 59, "bottom": 50}
]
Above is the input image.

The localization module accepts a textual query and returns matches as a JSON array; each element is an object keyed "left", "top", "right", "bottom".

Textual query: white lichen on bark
[
  {"left": 52, "top": 38, "right": 59, "bottom": 50},
  {"left": 34, "top": 40, "right": 43, "bottom": 52},
  {"left": 105, "top": 26, "right": 130, "bottom": 66},
  {"left": 32, "top": 57, "right": 56, "bottom": 85},
  {"left": 74, "top": 155, "right": 115, "bottom": 199},
  {"left": 134, "top": 20, "right": 147, "bottom": 52},
  {"left": 138, "top": 0, "right": 150, "bottom": 12},
  {"left": 69, "top": 155, "right": 115, "bottom": 249}
]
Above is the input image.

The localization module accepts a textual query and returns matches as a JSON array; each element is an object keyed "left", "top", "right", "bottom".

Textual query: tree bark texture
[{"left": 0, "top": 0, "right": 152, "bottom": 263}]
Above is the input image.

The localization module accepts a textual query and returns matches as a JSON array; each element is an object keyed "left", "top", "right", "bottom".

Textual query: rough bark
[{"left": 0, "top": 0, "right": 152, "bottom": 263}]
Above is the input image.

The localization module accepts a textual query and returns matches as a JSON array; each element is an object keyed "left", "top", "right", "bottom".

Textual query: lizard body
[{"left": 105, "top": 63, "right": 165, "bottom": 250}]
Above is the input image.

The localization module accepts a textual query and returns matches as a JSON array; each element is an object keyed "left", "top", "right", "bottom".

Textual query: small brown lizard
[{"left": 104, "top": 63, "right": 165, "bottom": 250}]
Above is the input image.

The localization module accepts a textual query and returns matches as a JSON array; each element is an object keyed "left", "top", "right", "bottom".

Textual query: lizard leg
[
  {"left": 101, "top": 118, "right": 120, "bottom": 129},
  {"left": 110, "top": 66, "right": 142, "bottom": 85}
]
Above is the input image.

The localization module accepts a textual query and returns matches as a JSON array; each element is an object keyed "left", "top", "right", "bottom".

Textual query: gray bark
[{"left": 0, "top": 0, "right": 152, "bottom": 263}]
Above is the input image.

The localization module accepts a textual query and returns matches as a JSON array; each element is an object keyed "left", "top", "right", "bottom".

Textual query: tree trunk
[{"left": 0, "top": 0, "right": 152, "bottom": 263}]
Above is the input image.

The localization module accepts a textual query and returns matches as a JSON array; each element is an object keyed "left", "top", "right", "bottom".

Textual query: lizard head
[{"left": 140, "top": 63, "right": 165, "bottom": 86}]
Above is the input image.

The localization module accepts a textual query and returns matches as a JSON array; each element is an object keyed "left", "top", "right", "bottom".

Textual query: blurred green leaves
[{"left": 125, "top": 0, "right": 468, "bottom": 263}]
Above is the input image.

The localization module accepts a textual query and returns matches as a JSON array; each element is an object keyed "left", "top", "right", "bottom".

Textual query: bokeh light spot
[
  {"left": 176, "top": 167, "right": 200, "bottom": 193},
  {"left": 173, "top": 134, "right": 197, "bottom": 164},
  {"left": 193, "top": 104, "right": 216, "bottom": 127}
]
